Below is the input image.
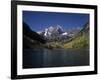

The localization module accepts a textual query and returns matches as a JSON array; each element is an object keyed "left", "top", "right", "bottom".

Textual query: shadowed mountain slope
[{"left": 23, "top": 22, "right": 46, "bottom": 48}]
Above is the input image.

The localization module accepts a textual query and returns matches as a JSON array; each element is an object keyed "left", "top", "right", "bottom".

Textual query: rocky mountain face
[
  {"left": 80, "top": 22, "right": 89, "bottom": 34},
  {"left": 67, "top": 28, "right": 82, "bottom": 37},
  {"left": 37, "top": 25, "right": 72, "bottom": 41},
  {"left": 63, "top": 22, "right": 89, "bottom": 48}
]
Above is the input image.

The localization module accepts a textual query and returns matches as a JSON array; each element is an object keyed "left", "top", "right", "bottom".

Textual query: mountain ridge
[
  {"left": 37, "top": 25, "right": 80, "bottom": 42},
  {"left": 44, "top": 22, "right": 89, "bottom": 49},
  {"left": 23, "top": 22, "right": 89, "bottom": 49}
]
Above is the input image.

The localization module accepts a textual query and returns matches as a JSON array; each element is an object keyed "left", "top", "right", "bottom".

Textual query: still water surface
[{"left": 23, "top": 49, "right": 89, "bottom": 68}]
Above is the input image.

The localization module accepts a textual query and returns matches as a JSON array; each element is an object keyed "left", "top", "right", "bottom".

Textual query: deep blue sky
[{"left": 23, "top": 11, "right": 89, "bottom": 31}]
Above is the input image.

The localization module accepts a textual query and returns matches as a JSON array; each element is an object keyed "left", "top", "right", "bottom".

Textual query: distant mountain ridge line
[
  {"left": 37, "top": 24, "right": 83, "bottom": 41},
  {"left": 23, "top": 21, "right": 89, "bottom": 49}
]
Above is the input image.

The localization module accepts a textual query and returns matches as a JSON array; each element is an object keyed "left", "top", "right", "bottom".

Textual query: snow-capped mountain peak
[
  {"left": 61, "top": 32, "right": 68, "bottom": 36},
  {"left": 37, "top": 25, "right": 70, "bottom": 41},
  {"left": 44, "top": 28, "right": 51, "bottom": 37}
]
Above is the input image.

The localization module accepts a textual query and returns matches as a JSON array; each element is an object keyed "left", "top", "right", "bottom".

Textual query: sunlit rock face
[{"left": 37, "top": 25, "right": 70, "bottom": 41}]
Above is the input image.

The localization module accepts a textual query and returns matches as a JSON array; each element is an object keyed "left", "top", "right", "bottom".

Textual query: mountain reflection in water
[{"left": 23, "top": 48, "right": 89, "bottom": 68}]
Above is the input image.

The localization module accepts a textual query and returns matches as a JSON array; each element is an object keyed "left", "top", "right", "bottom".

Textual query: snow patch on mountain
[
  {"left": 37, "top": 25, "right": 72, "bottom": 41},
  {"left": 61, "top": 32, "right": 68, "bottom": 36}
]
